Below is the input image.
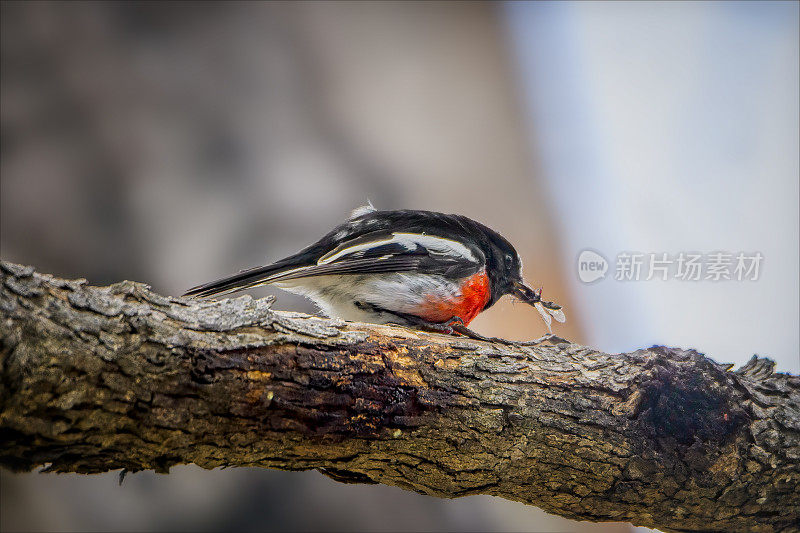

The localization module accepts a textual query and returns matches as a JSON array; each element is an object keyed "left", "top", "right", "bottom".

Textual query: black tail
[{"left": 183, "top": 262, "right": 294, "bottom": 298}]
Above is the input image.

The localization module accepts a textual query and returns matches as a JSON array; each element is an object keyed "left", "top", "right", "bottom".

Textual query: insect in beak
[
  {"left": 513, "top": 281, "right": 541, "bottom": 304},
  {"left": 512, "top": 281, "right": 566, "bottom": 333}
]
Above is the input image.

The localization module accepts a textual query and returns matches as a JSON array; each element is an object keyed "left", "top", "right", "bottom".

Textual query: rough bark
[{"left": 0, "top": 261, "right": 797, "bottom": 532}]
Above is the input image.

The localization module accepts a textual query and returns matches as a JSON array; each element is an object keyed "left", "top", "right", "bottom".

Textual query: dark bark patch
[
  {"left": 208, "top": 342, "right": 447, "bottom": 439},
  {"left": 318, "top": 467, "right": 378, "bottom": 484},
  {"left": 636, "top": 349, "right": 747, "bottom": 447}
]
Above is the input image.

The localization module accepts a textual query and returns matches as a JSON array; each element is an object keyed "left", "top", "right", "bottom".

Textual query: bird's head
[{"left": 479, "top": 224, "right": 565, "bottom": 331}]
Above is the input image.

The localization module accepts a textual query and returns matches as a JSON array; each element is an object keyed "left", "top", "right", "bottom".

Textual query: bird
[{"left": 184, "top": 205, "right": 565, "bottom": 339}]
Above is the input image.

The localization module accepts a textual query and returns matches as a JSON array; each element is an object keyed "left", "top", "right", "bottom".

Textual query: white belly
[{"left": 273, "top": 273, "right": 462, "bottom": 324}]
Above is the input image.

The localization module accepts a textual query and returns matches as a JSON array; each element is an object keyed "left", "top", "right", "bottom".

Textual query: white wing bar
[{"left": 317, "top": 232, "right": 478, "bottom": 265}]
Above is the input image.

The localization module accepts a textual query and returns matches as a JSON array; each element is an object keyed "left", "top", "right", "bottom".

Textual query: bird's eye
[{"left": 505, "top": 254, "right": 514, "bottom": 263}]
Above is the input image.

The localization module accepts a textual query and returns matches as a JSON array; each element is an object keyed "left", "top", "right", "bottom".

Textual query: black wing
[{"left": 184, "top": 227, "right": 484, "bottom": 298}]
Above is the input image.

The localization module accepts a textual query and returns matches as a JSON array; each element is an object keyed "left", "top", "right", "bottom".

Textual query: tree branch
[{"left": 0, "top": 261, "right": 797, "bottom": 532}]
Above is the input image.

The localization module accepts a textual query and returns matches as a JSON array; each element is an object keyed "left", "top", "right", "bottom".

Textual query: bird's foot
[
  {"left": 398, "top": 315, "right": 498, "bottom": 342},
  {"left": 446, "top": 320, "right": 570, "bottom": 347},
  {"left": 439, "top": 317, "right": 520, "bottom": 345},
  {"left": 398, "top": 315, "right": 563, "bottom": 346}
]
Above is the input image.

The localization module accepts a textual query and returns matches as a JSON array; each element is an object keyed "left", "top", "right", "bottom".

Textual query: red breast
[{"left": 417, "top": 270, "right": 491, "bottom": 325}]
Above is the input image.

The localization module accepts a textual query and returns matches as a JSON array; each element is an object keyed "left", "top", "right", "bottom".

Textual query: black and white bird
[{"left": 184, "top": 206, "right": 565, "bottom": 337}]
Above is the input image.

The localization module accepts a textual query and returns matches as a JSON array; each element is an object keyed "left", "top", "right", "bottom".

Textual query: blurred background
[{"left": 1, "top": 1, "right": 797, "bottom": 531}]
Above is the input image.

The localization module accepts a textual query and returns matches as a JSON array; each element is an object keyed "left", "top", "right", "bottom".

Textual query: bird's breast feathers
[
  {"left": 414, "top": 270, "right": 491, "bottom": 324},
  {"left": 274, "top": 270, "right": 491, "bottom": 325}
]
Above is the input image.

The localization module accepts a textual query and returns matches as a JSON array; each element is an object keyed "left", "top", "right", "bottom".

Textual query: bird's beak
[
  {"left": 511, "top": 281, "right": 566, "bottom": 333},
  {"left": 512, "top": 281, "right": 542, "bottom": 305}
]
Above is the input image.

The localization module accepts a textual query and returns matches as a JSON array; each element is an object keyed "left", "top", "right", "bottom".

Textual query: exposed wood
[{"left": 0, "top": 261, "right": 797, "bottom": 532}]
